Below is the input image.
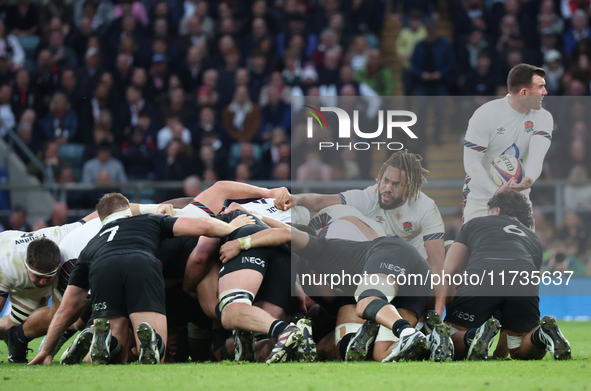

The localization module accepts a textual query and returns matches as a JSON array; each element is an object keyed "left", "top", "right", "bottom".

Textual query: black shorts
[
  {"left": 219, "top": 245, "right": 293, "bottom": 313},
  {"left": 445, "top": 295, "right": 540, "bottom": 332},
  {"left": 89, "top": 253, "right": 166, "bottom": 319},
  {"left": 392, "top": 295, "right": 430, "bottom": 319}
]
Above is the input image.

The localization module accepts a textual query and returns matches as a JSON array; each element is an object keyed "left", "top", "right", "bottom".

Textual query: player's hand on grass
[
  {"left": 221, "top": 202, "right": 248, "bottom": 215},
  {"left": 510, "top": 176, "right": 534, "bottom": 191},
  {"left": 228, "top": 214, "right": 255, "bottom": 229},
  {"left": 156, "top": 203, "right": 175, "bottom": 216},
  {"left": 219, "top": 239, "right": 241, "bottom": 263},
  {"left": 29, "top": 351, "right": 53, "bottom": 365},
  {"left": 495, "top": 177, "right": 516, "bottom": 194},
  {"left": 274, "top": 193, "right": 292, "bottom": 211}
]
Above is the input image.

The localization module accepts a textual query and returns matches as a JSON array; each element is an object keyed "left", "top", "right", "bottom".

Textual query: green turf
[{"left": 1, "top": 321, "right": 589, "bottom": 391}]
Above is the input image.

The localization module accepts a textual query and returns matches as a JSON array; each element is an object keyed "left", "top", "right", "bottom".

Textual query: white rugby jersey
[
  {"left": 242, "top": 198, "right": 292, "bottom": 223},
  {"left": 340, "top": 185, "right": 445, "bottom": 258},
  {"left": 308, "top": 204, "right": 387, "bottom": 238},
  {"left": 59, "top": 218, "right": 102, "bottom": 264},
  {"left": 0, "top": 221, "right": 83, "bottom": 296},
  {"left": 463, "top": 96, "right": 553, "bottom": 203}
]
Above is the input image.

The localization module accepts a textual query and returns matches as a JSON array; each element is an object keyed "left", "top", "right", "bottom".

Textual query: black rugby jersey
[
  {"left": 69, "top": 214, "right": 178, "bottom": 289},
  {"left": 455, "top": 215, "right": 543, "bottom": 269}
]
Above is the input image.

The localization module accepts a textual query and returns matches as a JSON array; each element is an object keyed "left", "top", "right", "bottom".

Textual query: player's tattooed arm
[{"left": 274, "top": 193, "right": 342, "bottom": 212}]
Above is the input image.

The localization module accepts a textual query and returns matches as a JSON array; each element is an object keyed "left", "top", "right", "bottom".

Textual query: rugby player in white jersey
[
  {"left": 0, "top": 213, "right": 97, "bottom": 363},
  {"left": 462, "top": 63, "right": 553, "bottom": 224},
  {"left": 275, "top": 151, "right": 447, "bottom": 361}
]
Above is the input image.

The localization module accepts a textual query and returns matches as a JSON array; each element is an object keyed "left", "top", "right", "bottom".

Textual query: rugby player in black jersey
[
  {"left": 29, "top": 193, "right": 253, "bottom": 365},
  {"left": 437, "top": 190, "right": 571, "bottom": 361},
  {"left": 219, "top": 222, "right": 446, "bottom": 362}
]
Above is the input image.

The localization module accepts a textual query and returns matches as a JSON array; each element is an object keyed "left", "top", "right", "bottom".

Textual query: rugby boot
[
  {"left": 295, "top": 317, "right": 317, "bottom": 362},
  {"left": 345, "top": 320, "right": 379, "bottom": 362},
  {"left": 424, "top": 310, "right": 442, "bottom": 335},
  {"left": 539, "top": 316, "right": 571, "bottom": 360},
  {"left": 467, "top": 317, "right": 501, "bottom": 361},
  {"left": 5, "top": 328, "right": 30, "bottom": 363},
  {"left": 382, "top": 330, "right": 427, "bottom": 362},
  {"left": 265, "top": 324, "right": 303, "bottom": 364},
  {"left": 137, "top": 322, "right": 160, "bottom": 364},
  {"left": 233, "top": 329, "right": 256, "bottom": 362},
  {"left": 428, "top": 322, "right": 454, "bottom": 362},
  {"left": 60, "top": 327, "right": 94, "bottom": 365},
  {"left": 90, "top": 318, "right": 112, "bottom": 365}
]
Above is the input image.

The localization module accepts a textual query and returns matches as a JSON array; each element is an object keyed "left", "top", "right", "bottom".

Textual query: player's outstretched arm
[
  {"left": 274, "top": 193, "right": 342, "bottom": 212},
  {"left": 173, "top": 216, "right": 252, "bottom": 238},
  {"left": 196, "top": 181, "right": 289, "bottom": 215},
  {"left": 222, "top": 202, "right": 292, "bottom": 229},
  {"left": 219, "top": 227, "right": 293, "bottom": 263},
  {"left": 129, "top": 203, "right": 174, "bottom": 216},
  {"left": 435, "top": 242, "right": 469, "bottom": 316},
  {"left": 29, "top": 285, "right": 87, "bottom": 365}
]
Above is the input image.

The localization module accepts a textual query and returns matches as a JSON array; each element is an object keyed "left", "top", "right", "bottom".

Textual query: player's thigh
[
  {"left": 254, "top": 247, "right": 292, "bottom": 315},
  {"left": 197, "top": 262, "right": 221, "bottom": 319},
  {"left": 462, "top": 200, "right": 489, "bottom": 224},
  {"left": 218, "top": 247, "right": 274, "bottom": 296},
  {"left": 89, "top": 257, "right": 128, "bottom": 319},
  {"left": 444, "top": 295, "right": 502, "bottom": 330},
  {"left": 0, "top": 315, "right": 18, "bottom": 332},
  {"left": 99, "top": 316, "right": 130, "bottom": 347},
  {"left": 500, "top": 296, "right": 540, "bottom": 333}
]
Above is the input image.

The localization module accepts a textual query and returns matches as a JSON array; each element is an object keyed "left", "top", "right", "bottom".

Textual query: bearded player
[{"left": 462, "top": 63, "right": 553, "bottom": 224}]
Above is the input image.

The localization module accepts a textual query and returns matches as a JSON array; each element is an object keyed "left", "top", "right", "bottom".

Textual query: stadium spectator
[
  {"left": 396, "top": 10, "right": 427, "bottom": 95},
  {"left": 272, "top": 162, "right": 290, "bottom": 180},
  {"left": 354, "top": 49, "right": 395, "bottom": 96},
  {"left": 222, "top": 85, "right": 261, "bottom": 143},
  {"left": 192, "top": 106, "right": 226, "bottom": 152},
  {"left": 14, "top": 120, "right": 34, "bottom": 164},
  {"left": 59, "top": 69, "right": 84, "bottom": 112},
  {"left": 0, "top": 84, "right": 15, "bottom": 138},
  {"left": 543, "top": 49, "right": 564, "bottom": 95},
  {"left": 121, "top": 85, "right": 157, "bottom": 139},
  {"left": 183, "top": 175, "right": 201, "bottom": 198},
  {"left": 2, "top": 204, "right": 31, "bottom": 231},
  {"left": 82, "top": 142, "right": 128, "bottom": 184},
  {"left": 45, "top": 201, "right": 69, "bottom": 227},
  {"left": 5, "top": 0, "right": 39, "bottom": 37},
  {"left": 0, "top": 19, "right": 25, "bottom": 70},
  {"left": 120, "top": 125, "right": 157, "bottom": 180},
  {"left": 296, "top": 151, "right": 332, "bottom": 181},
  {"left": 461, "top": 51, "right": 496, "bottom": 96},
  {"left": 27, "top": 139, "right": 69, "bottom": 182},
  {"left": 564, "top": 9, "right": 591, "bottom": 55},
  {"left": 0, "top": 51, "right": 14, "bottom": 86},
  {"left": 157, "top": 116, "right": 191, "bottom": 151},
  {"left": 259, "top": 85, "right": 290, "bottom": 138},
  {"left": 411, "top": 22, "right": 454, "bottom": 95},
  {"left": 311, "top": 28, "right": 343, "bottom": 69},
  {"left": 40, "top": 92, "right": 78, "bottom": 144},
  {"left": 564, "top": 165, "right": 591, "bottom": 211},
  {"left": 77, "top": 47, "right": 103, "bottom": 99},
  {"left": 229, "top": 141, "right": 267, "bottom": 180},
  {"left": 178, "top": 43, "right": 206, "bottom": 93},
  {"left": 44, "top": 30, "right": 78, "bottom": 73}
]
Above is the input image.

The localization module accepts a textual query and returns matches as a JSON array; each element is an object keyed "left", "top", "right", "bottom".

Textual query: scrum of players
[{"left": 1, "top": 64, "right": 572, "bottom": 365}]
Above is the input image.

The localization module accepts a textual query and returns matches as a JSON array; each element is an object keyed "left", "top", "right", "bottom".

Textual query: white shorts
[
  {"left": 375, "top": 325, "right": 399, "bottom": 343},
  {"left": 324, "top": 220, "right": 370, "bottom": 242},
  {"left": 8, "top": 286, "right": 53, "bottom": 324}
]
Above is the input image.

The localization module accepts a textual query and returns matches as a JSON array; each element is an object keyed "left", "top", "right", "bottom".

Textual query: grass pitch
[{"left": 0, "top": 321, "right": 589, "bottom": 391}]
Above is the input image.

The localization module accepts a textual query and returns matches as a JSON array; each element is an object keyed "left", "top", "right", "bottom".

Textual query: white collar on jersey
[
  {"left": 24, "top": 259, "right": 59, "bottom": 277},
  {"left": 101, "top": 208, "right": 132, "bottom": 226}
]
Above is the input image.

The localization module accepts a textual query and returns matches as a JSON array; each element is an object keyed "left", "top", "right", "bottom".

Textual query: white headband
[
  {"left": 24, "top": 260, "right": 59, "bottom": 277},
  {"left": 101, "top": 208, "right": 132, "bottom": 226}
]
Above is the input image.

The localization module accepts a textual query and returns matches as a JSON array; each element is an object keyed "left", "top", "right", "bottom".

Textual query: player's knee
[
  {"left": 218, "top": 289, "right": 255, "bottom": 329},
  {"left": 354, "top": 279, "right": 395, "bottom": 322}
]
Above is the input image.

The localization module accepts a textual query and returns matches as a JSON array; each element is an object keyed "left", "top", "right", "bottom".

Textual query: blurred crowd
[{"left": 0, "top": 0, "right": 589, "bottom": 274}]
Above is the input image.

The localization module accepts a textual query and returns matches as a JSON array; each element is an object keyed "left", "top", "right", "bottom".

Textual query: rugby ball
[{"left": 490, "top": 155, "right": 524, "bottom": 186}]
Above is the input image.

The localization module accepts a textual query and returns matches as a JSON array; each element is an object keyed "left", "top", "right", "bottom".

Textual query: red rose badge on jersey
[
  {"left": 524, "top": 121, "right": 534, "bottom": 133},
  {"left": 403, "top": 222, "right": 413, "bottom": 232}
]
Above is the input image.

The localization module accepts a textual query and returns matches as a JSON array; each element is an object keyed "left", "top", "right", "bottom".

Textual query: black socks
[
  {"left": 9, "top": 324, "right": 31, "bottom": 348},
  {"left": 464, "top": 328, "right": 477, "bottom": 347},
  {"left": 269, "top": 320, "right": 289, "bottom": 340},
  {"left": 530, "top": 328, "right": 546, "bottom": 350},
  {"left": 339, "top": 333, "right": 355, "bottom": 360},
  {"left": 392, "top": 319, "right": 412, "bottom": 338}
]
